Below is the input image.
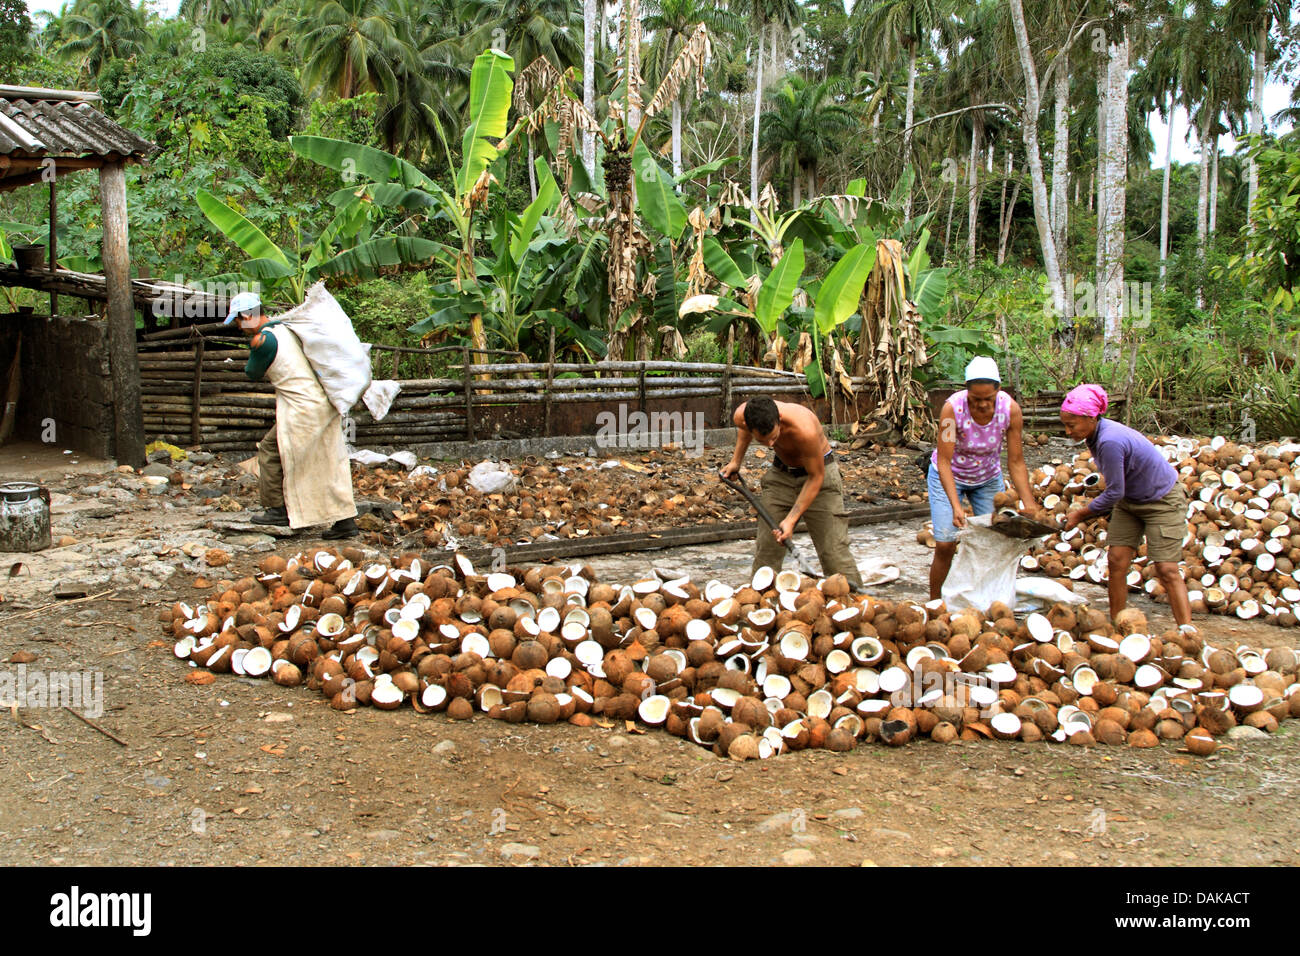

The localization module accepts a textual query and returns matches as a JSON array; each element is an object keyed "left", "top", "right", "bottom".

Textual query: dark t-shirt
[{"left": 244, "top": 320, "right": 283, "bottom": 382}]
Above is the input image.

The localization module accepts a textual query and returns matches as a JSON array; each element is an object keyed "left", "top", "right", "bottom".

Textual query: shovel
[{"left": 720, "top": 473, "right": 821, "bottom": 577}]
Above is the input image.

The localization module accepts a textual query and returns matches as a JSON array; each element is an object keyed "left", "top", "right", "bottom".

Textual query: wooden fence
[{"left": 136, "top": 326, "right": 872, "bottom": 455}]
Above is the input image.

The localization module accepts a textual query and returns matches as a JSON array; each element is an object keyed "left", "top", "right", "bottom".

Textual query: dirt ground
[{"left": 0, "top": 440, "right": 1297, "bottom": 867}]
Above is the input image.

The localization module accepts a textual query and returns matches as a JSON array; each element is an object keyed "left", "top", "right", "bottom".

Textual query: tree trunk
[
  {"left": 751, "top": 27, "right": 765, "bottom": 211},
  {"left": 943, "top": 174, "right": 957, "bottom": 266},
  {"left": 671, "top": 96, "right": 683, "bottom": 180},
  {"left": 902, "top": 42, "right": 917, "bottom": 222},
  {"left": 1196, "top": 110, "right": 1210, "bottom": 257},
  {"left": 1159, "top": 90, "right": 1173, "bottom": 284},
  {"left": 966, "top": 114, "right": 981, "bottom": 267},
  {"left": 100, "top": 160, "right": 146, "bottom": 468},
  {"left": 583, "top": 0, "right": 597, "bottom": 171},
  {"left": 1248, "top": 19, "right": 1266, "bottom": 233},
  {"left": 527, "top": 136, "right": 537, "bottom": 201},
  {"left": 1100, "top": 26, "right": 1127, "bottom": 363},
  {"left": 1095, "top": 62, "right": 1106, "bottom": 314},
  {"left": 1007, "top": 0, "right": 1066, "bottom": 323},
  {"left": 792, "top": 169, "right": 801, "bottom": 207},
  {"left": 807, "top": 166, "right": 816, "bottom": 202},
  {"left": 1209, "top": 132, "right": 1219, "bottom": 237},
  {"left": 1051, "top": 51, "right": 1070, "bottom": 258},
  {"left": 999, "top": 174, "right": 1021, "bottom": 267}
]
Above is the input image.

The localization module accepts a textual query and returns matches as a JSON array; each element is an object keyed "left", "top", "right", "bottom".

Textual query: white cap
[
  {"left": 224, "top": 290, "right": 262, "bottom": 324},
  {"left": 964, "top": 356, "right": 1001, "bottom": 383}
]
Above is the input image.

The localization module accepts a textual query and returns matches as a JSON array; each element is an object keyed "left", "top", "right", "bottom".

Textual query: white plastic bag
[
  {"left": 468, "top": 460, "right": 518, "bottom": 494},
  {"left": 361, "top": 379, "right": 400, "bottom": 421},
  {"left": 276, "top": 281, "right": 371, "bottom": 416},
  {"left": 1016, "top": 576, "right": 1087, "bottom": 606},
  {"left": 941, "top": 514, "right": 1045, "bottom": 613}
]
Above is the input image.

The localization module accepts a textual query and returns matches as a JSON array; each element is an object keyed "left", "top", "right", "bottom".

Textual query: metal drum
[{"left": 0, "top": 481, "right": 51, "bottom": 552}]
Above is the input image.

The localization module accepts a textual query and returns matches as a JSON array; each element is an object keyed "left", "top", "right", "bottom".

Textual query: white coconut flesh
[
  {"left": 763, "top": 674, "right": 792, "bottom": 700},
  {"left": 633, "top": 606, "right": 658, "bottom": 630},
  {"left": 905, "top": 646, "right": 934, "bottom": 670},
  {"left": 985, "top": 662, "right": 1017, "bottom": 686},
  {"left": 509, "top": 598, "right": 537, "bottom": 620},
  {"left": 1228, "top": 684, "right": 1264, "bottom": 709},
  {"left": 710, "top": 687, "right": 741, "bottom": 709},
  {"left": 967, "top": 684, "right": 999, "bottom": 709},
  {"left": 460, "top": 632, "right": 490, "bottom": 658},
  {"left": 775, "top": 591, "right": 798, "bottom": 612},
  {"left": 638, "top": 695, "right": 671, "bottom": 725},
  {"left": 857, "top": 699, "right": 891, "bottom": 716},
  {"left": 1025, "top": 613, "right": 1053, "bottom": 643},
  {"left": 775, "top": 570, "right": 802, "bottom": 593},
  {"left": 854, "top": 668, "right": 881, "bottom": 695},
  {"left": 806, "top": 689, "right": 834, "bottom": 719},
  {"left": 833, "top": 606, "right": 862, "bottom": 626},
  {"left": 747, "top": 608, "right": 776, "bottom": 629},
  {"left": 877, "top": 667, "right": 909, "bottom": 695},
  {"left": 1118, "top": 633, "right": 1151, "bottom": 663},
  {"left": 823, "top": 649, "right": 851, "bottom": 674},
  {"left": 779, "top": 631, "right": 810, "bottom": 661},
  {"left": 716, "top": 638, "right": 743, "bottom": 657},
  {"left": 684, "top": 618, "right": 714, "bottom": 642},
  {"left": 990, "top": 712, "right": 1022, "bottom": 739},
  {"left": 757, "top": 737, "right": 776, "bottom": 759},
  {"left": 663, "top": 649, "right": 688, "bottom": 673},
  {"left": 544, "top": 657, "right": 572, "bottom": 681},
  {"left": 711, "top": 598, "right": 737, "bottom": 621},
  {"left": 173, "top": 636, "right": 196, "bottom": 659},
  {"left": 517, "top": 616, "right": 541, "bottom": 638},
  {"left": 236, "top": 646, "right": 270, "bottom": 678},
  {"left": 382, "top": 618, "right": 416, "bottom": 643},
  {"left": 561, "top": 621, "right": 588, "bottom": 645},
  {"left": 704, "top": 580, "right": 734, "bottom": 603},
  {"left": 851, "top": 637, "right": 884, "bottom": 665},
  {"left": 834, "top": 714, "right": 863, "bottom": 737},
  {"left": 1071, "top": 666, "right": 1098, "bottom": 696},
  {"left": 762, "top": 726, "right": 785, "bottom": 751},
  {"left": 230, "top": 647, "right": 248, "bottom": 676},
  {"left": 536, "top": 606, "right": 561, "bottom": 634}
]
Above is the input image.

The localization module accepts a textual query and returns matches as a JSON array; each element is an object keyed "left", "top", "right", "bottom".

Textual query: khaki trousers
[
  {"left": 752, "top": 460, "right": 862, "bottom": 586},
  {"left": 257, "top": 422, "right": 285, "bottom": 508}
]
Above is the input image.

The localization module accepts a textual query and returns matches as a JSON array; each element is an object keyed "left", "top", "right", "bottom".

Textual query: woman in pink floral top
[{"left": 928, "top": 357, "right": 1043, "bottom": 598}]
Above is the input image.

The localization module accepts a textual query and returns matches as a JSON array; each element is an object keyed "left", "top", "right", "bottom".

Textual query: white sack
[
  {"left": 468, "top": 460, "right": 518, "bottom": 494},
  {"left": 941, "top": 514, "right": 1046, "bottom": 613},
  {"left": 276, "top": 281, "right": 371, "bottom": 417}
]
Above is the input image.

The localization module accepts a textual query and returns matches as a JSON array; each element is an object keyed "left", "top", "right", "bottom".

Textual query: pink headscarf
[{"left": 1062, "top": 384, "right": 1109, "bottom": 418}]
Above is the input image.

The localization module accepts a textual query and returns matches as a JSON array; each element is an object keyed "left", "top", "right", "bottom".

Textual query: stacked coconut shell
[
  {"left": 163, "top": 548, "right": 1300, "bottom": 759},
  {"left": 352, "top": 450, "right": 927, "bottom": 549},
  {"left": 1018, "top": 436, "right": 1300, "bottom": 627}
]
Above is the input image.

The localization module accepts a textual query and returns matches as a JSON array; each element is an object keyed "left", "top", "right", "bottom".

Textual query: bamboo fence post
[
  {"left": 390, "top": 347, "right": 401, "bottom": 379},
  {"left": 463, "top": 345, "right": 475, "bottom": 442},
  {"left": 190, "top": 331, "right": 204, "bottom": 447},
  {"left": 721, "top": 325, "right": 734, "bottom": 425},
  {"left": 543, "top": 327, "right": 556, "bottom": 437}
]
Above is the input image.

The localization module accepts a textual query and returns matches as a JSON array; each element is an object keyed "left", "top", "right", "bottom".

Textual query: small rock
[
  {"left": 871, "top": 828, "right": 910, "bottom": 841},
  {"left": 141, "top": 463, "right": 173, "bottom": 478},
  {"left": 781, "top": 848, "right": 815, "bottom": 865},
  {"left": 205, "top": 548, "right": 230, "bottom": 567},
  {"left": 932, "top": 846, "right": 957, "bottom": 858},
  {"left": 1226, "top": 725, "right": 1270, "bottom": 741},
  {"left": 433, "top": 740, "right": 456, "bottom": 754},
  {"left": 757, "top": 811, "right": 792, "bottom": 832},
  {"left": 500, "top": 843, "right": 540, "bottom": 862},
  {"left": 606, "top": 735, "right": 629, "bottom": 748},
  {"left": 832, "top": 807, "right": 864, "bottom": 820}
]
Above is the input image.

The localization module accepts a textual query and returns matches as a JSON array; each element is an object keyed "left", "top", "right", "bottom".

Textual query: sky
[{"left": 20, "top": 0, "right": 1296, "bottom": 169}]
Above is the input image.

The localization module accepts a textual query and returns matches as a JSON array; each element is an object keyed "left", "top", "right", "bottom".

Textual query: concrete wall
[{"left": 0, "top": 313, "right": 115, "bottom": 459}]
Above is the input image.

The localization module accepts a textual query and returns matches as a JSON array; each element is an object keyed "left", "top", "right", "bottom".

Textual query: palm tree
[
  {"left": 849, "top": 0, "right": 950, "bottom": 221},
  {"left": 376, "top": 0, "right": 472, "bottom": 159},
  {"left": 1227, "top": 0, "right": 1292, "bottom": 233},
  {"left": 744, "top": 0, "right": 802, "bottom": 210},
  {"left": 1132, "top": 4, "right": 1186, "bottom": 284},
  {"left": 58, "top": 0, "right": 148, "bottom": 81},
  {"left": 759, "top": 76, "right": 857, "bottom": 204},
  {"left": 294, "top": 0, "right": 415, "bottom": 100},
  {"left": 643, "top": 0, "right": 739, "bottom": 178}
]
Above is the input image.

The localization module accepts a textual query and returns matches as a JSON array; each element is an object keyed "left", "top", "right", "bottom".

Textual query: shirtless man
[{"left": 719, "top": 396, "right": 863, "bottom": 587}]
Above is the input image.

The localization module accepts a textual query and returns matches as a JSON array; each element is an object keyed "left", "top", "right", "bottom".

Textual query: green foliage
[
  {"left": 1238, "top": 356, "right": 1300, "bottom": 440},
  {"left": 1231, "top": 132, "right": 1300, "bottom": 312},
  {"left": 0, "top": 0, "right": 32, "bottom": 66}
]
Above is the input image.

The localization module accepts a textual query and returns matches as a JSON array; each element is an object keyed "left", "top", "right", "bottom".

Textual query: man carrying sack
[
  {"left": 226, "top": 291, "right": 358, "bottom": 540},
  {"left": 719, "top": 396, "right": 863, "bottom": 588}
]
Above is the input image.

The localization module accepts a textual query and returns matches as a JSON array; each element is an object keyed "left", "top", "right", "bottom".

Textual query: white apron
[{"left": 265, "top": 325, "right": 356, "bottom": 529}]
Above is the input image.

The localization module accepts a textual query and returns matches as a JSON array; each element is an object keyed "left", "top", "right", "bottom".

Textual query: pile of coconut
[
  {"left": 164, "top": 548, "right": 1300, "bottom": 760},
  {"left": 997, "top": 436, "right": 1300, "bottom": 627}
]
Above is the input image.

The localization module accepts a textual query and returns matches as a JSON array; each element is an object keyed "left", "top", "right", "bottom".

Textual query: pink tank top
[{"left": 930, "top": 389, "right": 1010, "bottom": 485}]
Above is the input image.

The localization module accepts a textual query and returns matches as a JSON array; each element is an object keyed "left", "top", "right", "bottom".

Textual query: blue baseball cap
[{"left": 224, "top": 291, "right": 262, "bottom": 324}]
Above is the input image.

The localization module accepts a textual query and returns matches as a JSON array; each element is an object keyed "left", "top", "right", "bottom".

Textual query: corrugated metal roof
[{"left": 0, "top": 95, "right": 154, "bottom": 161}]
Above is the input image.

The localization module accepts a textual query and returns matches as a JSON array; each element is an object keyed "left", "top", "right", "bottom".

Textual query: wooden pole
[
  {"left": 99, "top": 161, "right": 145, "bottom": 467},
  {"left": 543, "top": 326, "right": 555, "bottom": 437},
  {"left": 463, "top": 345, "right": 475, "bottom": 442},
  {"left": 190, "top": 333, "right": 204, "bottom": 447},
  {"left": 721, "top": 324, "right": 734, "bottom": 426},
  {"left": 48, "top": 177, "right": 57, "bottom": 317}
]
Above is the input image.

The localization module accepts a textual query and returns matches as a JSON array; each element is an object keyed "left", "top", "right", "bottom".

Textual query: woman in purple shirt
[{"left": 1061, "top": 384, "right": 1193, "bottom": 628}]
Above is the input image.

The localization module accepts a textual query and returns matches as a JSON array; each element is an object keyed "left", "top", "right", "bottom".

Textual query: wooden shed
[{"left": 0, "top": 84, "right": 157, "bottom": 466}]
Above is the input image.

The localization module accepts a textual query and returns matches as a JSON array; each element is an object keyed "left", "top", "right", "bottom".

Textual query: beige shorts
[{"left": 1107, "top": 484, "right": 1187, "bottom": 562}]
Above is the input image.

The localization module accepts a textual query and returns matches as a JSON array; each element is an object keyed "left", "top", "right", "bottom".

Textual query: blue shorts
[{"left": 927, "top": 463, "right": 1002, "bottom": 543}]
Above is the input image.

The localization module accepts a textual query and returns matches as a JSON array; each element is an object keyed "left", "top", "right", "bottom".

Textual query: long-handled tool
[{"left": 720, "top": 473, "right": 821, "bottom": 577}]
